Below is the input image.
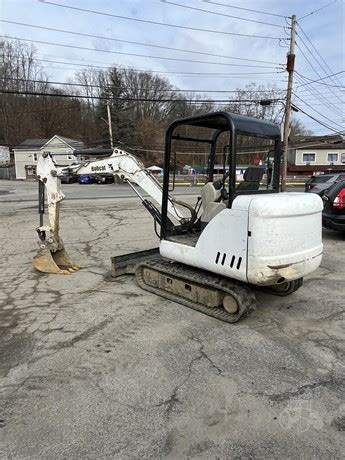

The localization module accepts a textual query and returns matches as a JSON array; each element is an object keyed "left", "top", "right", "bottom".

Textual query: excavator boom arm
[{"left": 33, "top": 148, "right": 191, "bottom": 275}]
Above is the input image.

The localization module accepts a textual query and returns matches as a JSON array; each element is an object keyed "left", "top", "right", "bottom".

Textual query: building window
[
  {"left": 32, "top": 153, "right": 38, "bottom": 162},
  {"left": 327, "top": 153, "right": 338, "bottom": 163},
  {"left": 302, "top": 153, "right": 315, "bottom": 162},
  {"left": 342, "top": 153, "right": 345, "bottom": 163},
  {"left": 25, "top": 165, "right": 37, "bottom": 178}
]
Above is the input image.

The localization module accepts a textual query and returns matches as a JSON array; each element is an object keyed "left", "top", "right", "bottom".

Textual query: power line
[
  {"left": 295, "top": 71, "right": 345, "bottom": 89},
  {"left": 295, "top": 77, "right": 345, "bottom": 97},
  {"left": 8, "top": 60, "right": 286, "bottom": 82},
  {"left": 295, "top": 102, "right": 343, "bottom": 107},
  {"left": 37, "top": 0, "right": 283, "bottom": 40},
  {"left": 293, "top": 103, "right": 344, "bottom": 134},
  {"left": 6, "top": 53, "right": 285, "bottom": 78},
  {"left": 295, "top": 92, "right": 345, "bottom": 101},
  {"left": 41, "top": 53, "right": 283, "bottom": 74},
  {"left": 0, "top": 20, "right": 282, "bottom": 65},
  {"left": 295, "top": 72, "right": 344, "bottom": 112},
  {"left": 35, "top": 61, "right": 285, "bottom": 79},
  {"left": 297, "top": 22, "right": 344, "bottom": 90},
  {"left": 294, "top": 74, "right": 344, "bottom": 108},
  {"left": 296, "top": 32, "right": 344, "bottom": 100},
  {"left": 201, "top": 1, "right": 289, "bottom": 19},
  {"left": 294, "top": 74, "right": 344, "bottom": 121},
  {"left": 296, "top": 75, "right": 345, "bottom": 90},
  {"left": 5, "top": 51, "right": 285, "bottom": 77},
  {"left": 294, "top": 66, "right": 342, "bottom": 117},
  {"left": 293, "top": 93, "right": 344, "bottom": 102},
  {"left": 1, "top": 76, "right": 287, "bottom": 94},
  {"left": 2, "top": 36, "right": 279, "bottom": 69},
  {"left": 299, "top": 0, "right": 337, "bottom": 21},
  {"left": 295, "top": 45, "right": 344, "bottom": 116},
  {"left": 161, "top": 1, "right": 285, "bottom": 28},
  {"left": 0, "top": 88, "right": 284, "bottom": 104},
  {"left": 295, "top": 24, "right": 345, "bottom": 125},
  {"left": 296, "top": 40, "right": 324, "bottom": 79},
  {"left": 293, "top": 94, "right": 345, "bottom": 130}
]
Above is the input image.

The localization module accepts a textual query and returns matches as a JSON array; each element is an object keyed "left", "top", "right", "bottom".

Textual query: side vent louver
[
  {"left": 215, "top": 252, "right": 242, "bottom": 270},
  {"left": 237, "top": 257, "right": 242, "bottom": 270}
]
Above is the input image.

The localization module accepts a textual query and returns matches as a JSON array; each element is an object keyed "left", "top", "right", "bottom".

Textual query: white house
[
  {"left": 13, "top": 135, "right": 84, "bottom": 179},
  {"left": 288, "top": 135, "right": 345, "bottom": 176}
]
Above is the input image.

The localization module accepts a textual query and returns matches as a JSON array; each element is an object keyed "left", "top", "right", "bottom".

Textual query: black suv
[
  {"left": 305, "top": 173, "right": 345, "bottom": 196},
  {"left": 322, "top": 180, "right": 345, "bottom": 231}
]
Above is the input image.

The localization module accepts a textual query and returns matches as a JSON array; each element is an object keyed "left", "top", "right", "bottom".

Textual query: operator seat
[
  {"left": 200, "top": 181, "right": 226, "bottom": 227},
  {"left": 200, "top": 167, "right": 264, "bottom": 227},
  {"left": 236, "top": 166, "right": 264, "bottom": 192}
]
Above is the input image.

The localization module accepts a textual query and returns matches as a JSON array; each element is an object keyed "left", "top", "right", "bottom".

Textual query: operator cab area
[{"left": 160, "top": 111, "right": 281, "bottom": 242}]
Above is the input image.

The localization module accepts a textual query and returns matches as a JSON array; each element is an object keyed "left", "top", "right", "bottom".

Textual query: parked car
[
  {"left": 322, "top": 180, "right": 345, "bottom": 231},
  {"left": 61, "top": 174, "right": 78, "bottom": 184},
  {"left": 78, "top": 175, "right": 94, "bottom": 184},
  {"left": 305, "top": 173, "right": 345, "bottom": 196},
  {"left": 95, "top": 174, "right": 114, "bottom": 184}
]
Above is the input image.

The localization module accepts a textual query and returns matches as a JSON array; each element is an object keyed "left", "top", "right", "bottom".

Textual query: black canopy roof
[{"left": 169, "top": 111, "right": 280, "bottom": 139}]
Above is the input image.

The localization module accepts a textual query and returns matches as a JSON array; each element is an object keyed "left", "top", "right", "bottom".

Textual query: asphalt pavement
[{"left": 0, "top": 180, "right": 343, "bottom": 458}]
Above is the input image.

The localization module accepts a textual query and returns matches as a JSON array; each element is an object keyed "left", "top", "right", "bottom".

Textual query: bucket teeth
[
  {"left": 52, "top": 248, "right": 81, "bottom": 273},
  {"left": 32, "top": 247, "right": 80, "bottom": 275}
]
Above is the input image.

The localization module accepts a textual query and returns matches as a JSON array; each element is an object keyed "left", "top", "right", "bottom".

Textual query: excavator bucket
[
  {"left": 52, "top": 248, "right": 80, "bottom": 273},
  {"left": 32, "top": 247, "right": 80, "bottom": 275}
]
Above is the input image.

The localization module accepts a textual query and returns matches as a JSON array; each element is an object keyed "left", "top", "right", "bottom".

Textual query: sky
[{"left": 1, "top": 0, "right": 344, "bottom": 135}]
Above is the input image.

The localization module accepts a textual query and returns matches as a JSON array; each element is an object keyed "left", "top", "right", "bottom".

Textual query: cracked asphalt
[{"left": 0, "top": 180, "right": 344, "bottom": 458}]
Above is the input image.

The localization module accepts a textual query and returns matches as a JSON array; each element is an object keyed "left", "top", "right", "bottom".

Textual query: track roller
[{"left": 135, "top": 259, "right": 256, "bottom": 323}]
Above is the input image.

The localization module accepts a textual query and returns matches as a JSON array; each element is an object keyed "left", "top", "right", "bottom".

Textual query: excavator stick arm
[{"left": 33, "top": 148, "right": 193, "bottom": 274}]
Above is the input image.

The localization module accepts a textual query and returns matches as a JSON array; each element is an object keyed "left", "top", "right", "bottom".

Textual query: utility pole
[
  {"left": 106, "top": 101, "right": 114, "bottom": 150},
  {"left": 281, "top": 14, "right": 296, "bottom": 192}
]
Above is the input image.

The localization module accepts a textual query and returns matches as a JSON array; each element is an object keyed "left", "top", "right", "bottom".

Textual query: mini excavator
[{"left": 33, "top": 112, "right": 323, "bottom": 323}]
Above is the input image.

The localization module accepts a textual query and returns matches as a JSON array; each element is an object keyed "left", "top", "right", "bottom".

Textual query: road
[
  {"left": 0, "top": 180, "right": 304, "bottom": 204},
  {"left": 0, "top": 180, "right": 344, "bottom": 458}
]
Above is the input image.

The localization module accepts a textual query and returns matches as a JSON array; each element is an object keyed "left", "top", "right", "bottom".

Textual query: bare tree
[
  {"left": 0, "top": 38, "right": 49, "bottom": 144},
  {"left": 290, "top": 117, "right": 313, "bottom": 137}
]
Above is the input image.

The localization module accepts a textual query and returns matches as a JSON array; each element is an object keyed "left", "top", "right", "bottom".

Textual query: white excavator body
[
  {"left": 32, "top": 111, "right": 324, "bottom": 322},
  {"left": 161, "top": 192, "right": 323, "bottom": 286}
]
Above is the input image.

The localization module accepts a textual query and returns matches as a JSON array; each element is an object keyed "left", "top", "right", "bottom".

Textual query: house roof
[
  {"left": 54, "top": 136, "right": 84, "bottom": 149},
  {"left": 290, "top": 135, "right": 345, "bottom": 150},
  {"left": 14, "top": 135, "right": 84, "bottom": 150},
  {"left": 288, "top": 164, "right": 345, "bottom": 172},
  {"left": 14, "top": 139, "right": 50, "bottom": 150}
]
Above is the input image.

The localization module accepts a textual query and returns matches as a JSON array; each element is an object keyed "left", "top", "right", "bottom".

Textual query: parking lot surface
[{"left": 0, "top": 181, "right": 344, "bottom": 458}]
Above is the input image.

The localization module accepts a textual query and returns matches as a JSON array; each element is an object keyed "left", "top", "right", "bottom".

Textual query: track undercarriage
[{"left": 111, "top": 249, "right": 303, "bottom": 323}]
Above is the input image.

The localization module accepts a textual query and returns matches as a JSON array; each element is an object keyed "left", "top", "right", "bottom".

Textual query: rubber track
[{"left": 135, "top": 258, "right": 256, "bottom": 324}]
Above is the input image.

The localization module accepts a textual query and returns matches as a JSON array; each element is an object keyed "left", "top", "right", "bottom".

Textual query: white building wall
[
  {"left": 14, "top": 150, "right": 34, "bottom": 179},
  {"left": 13, "top": 137, "right": 78, "bottom": 179},
  {"left": 295, "top": 148, "right": 345, "bottom": 166}
]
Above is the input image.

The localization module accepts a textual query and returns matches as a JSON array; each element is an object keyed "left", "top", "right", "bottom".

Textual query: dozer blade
[{"left": 32, "top": 247, "right": 80, "bottom": 275}]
